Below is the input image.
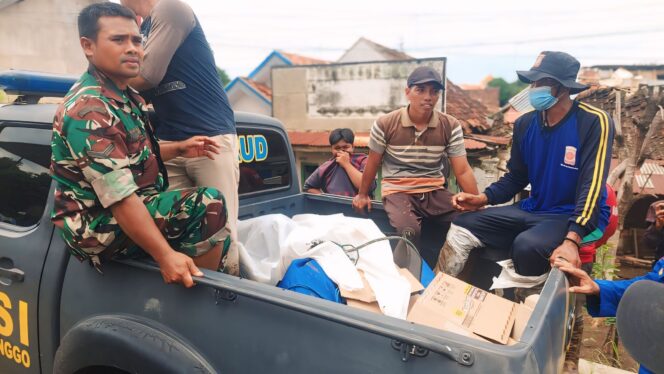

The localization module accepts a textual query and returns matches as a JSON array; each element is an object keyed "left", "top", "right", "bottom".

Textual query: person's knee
[
  {"left": 187, "top": 187, "right": 228, "bottom": 240},
  {"left": 452, "top": 212, "right": 476, "bottom": 230},
  {"left": 387, "top": 211, "right": 421, "bottom": 240},
  {"left": 435, "top": 223, "right": 484, "bottom": 276},
  {"left": 511, "top": 233, "right": 551, "bottom": 275}
]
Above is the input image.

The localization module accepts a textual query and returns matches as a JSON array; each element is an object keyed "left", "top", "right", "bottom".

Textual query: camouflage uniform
[{"left": 50, "top": 66, "right": 231, "bottom": 271}]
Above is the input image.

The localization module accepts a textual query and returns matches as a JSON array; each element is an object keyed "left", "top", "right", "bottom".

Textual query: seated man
[
  {"left": 50, "top": 3, "right": 230, "bottom": 288},
  {"left": 436, "top": 51, "right": 614, "bottom": 277},
  {"left": 353, "top": 66, "right": 478, "bottom": 264},
  {"left": 645, "top": 200, "right": 664, "bottom": 263},
  {"left": 304, "top": 128, "right": 376, "bottom": 198},
  {"left": 557, "top": 257, "right": 664, "bottom": 374}
]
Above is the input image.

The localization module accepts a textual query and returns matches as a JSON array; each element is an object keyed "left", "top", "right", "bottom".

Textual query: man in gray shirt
[{"left": 121, "top": 0, "right": 239, "bottom": 275}]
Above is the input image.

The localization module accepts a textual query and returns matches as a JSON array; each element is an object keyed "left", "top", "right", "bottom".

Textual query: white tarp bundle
[
  {"left": 490, "top": 259, "right": 548, "bottom": 290},
  {"left": 237, "top": 213, "right": 411, "bottom": 319}
]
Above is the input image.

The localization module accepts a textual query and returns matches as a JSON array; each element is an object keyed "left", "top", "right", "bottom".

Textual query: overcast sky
[{"left": 180, "top": 0, "right": 663, "bottom": 84}]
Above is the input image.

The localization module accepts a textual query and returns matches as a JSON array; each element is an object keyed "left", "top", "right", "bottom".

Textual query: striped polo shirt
[{"left": 368, "top": 107, "right": 466, "bottom": 196}]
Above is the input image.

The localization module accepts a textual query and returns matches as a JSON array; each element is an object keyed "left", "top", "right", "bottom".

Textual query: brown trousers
[{"left": 383, "top": 189, "right": 459, "bottom": 265}]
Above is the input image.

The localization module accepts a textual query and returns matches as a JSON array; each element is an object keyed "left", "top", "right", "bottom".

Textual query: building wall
[
  {"left": 253, "top": 54, "right": 289, "bottom": 87},
  {"left": 228, "top": 85, "right": 271, "bottom": 116},
  {"left": 0, "top": 0, "right": 101, "bottom": 75},
  {"left": 337, "top": 39, "right": 391, "bottom": 63},
  {"left": 272, "top": 59, "right": 446, "bottom": 132}
]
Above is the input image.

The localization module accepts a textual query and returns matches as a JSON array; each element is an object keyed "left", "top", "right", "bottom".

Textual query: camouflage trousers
[{"left": 58, "top": 187, "right": 232, "bottom": 272}]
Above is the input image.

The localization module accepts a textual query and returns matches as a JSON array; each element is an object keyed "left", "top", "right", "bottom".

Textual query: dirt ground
[{"left": 578, "top": 263, "right": 650, "bottom": 372}]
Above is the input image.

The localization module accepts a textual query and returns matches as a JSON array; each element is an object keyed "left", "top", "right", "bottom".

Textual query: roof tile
[{"left": 287, "top": 131, "right": 487, "bottom": 150}]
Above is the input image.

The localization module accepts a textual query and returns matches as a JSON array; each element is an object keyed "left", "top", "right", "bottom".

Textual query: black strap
[{"left": 154, "top": 81, "right": 187, "bottom": 96}]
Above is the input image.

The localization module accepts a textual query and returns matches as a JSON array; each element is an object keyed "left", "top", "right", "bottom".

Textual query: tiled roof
[
  {"left": 465, "top": 133, "right": 510, "bottom": 146},
  {"left": 287, "top": 131, "right": 488, "bottom": 151},
  {"left": 279, "top": 51, "right": 330, "bottom": 66},
  {"left": 446, "top": 79, "right": 491, "bottom": 133},
  {"left": 578, "top": 86, "right": 664, "bottom": 160},
  {"left": 462, "top": 86, "right": 500, "bottom": 113},
  {"left": 503, "top": 107, "right": 522, "bottom": 124},
  {"left": 240, "top": 77, "right": 272, "bottom": 101},
  {"left": 610, "top": 158, "right": 664, "bottom": 196}
]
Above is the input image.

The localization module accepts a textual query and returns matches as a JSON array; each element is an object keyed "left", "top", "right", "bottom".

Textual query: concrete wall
[
  {"left": 272, "top": 59, "right": 445, "bottom": 132},
  {"left": 292, "top": 147, "right": 330, "bottom": 186},
  {"left": 227, "top": 84, "right": 271, "bottom": 116},
  {"left": 253, "top": 54, "right": 289, "bottom": 87},
  {"left": 0, "top": 0, "right": 102, "bottom": 75}
]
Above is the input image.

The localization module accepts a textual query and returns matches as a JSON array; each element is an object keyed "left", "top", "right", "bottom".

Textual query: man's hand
[
  {"left": 452, "top": 192, "right": 488, "bottom": 211},
  {"left": 557, "top": 265, "right": 600, "bottom": 295},
  {"left": 178, "top": 136, "right": 220, "bottom": 160},
  {"left": 352, "top": 193, "right": 372, "bottom": 214},
  {"left": 550, "top": 240, "right": 582, "bottom": 269},
  {"left": 335, "top": 151, "right": 351, "bottom": 168},
  {"left": 155, "top": 250, "right": 204, "bottom": 288}
]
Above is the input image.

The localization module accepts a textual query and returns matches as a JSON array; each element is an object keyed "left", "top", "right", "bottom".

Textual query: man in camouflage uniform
[{"left": 50, "top": 2, "right": 230, "bottom": 287}]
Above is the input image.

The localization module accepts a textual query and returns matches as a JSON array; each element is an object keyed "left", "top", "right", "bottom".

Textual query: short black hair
[
  {"left": 329, "top": 128, "right": 355, "bottom": 145},
  {"left": 78, "top": 2, "right": 137, "bottom": 40}
]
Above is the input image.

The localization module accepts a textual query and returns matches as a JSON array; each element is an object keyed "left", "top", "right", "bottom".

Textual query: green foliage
[
  {"left": 592, "top": 244, "right": 618, "bottom": 281},
  {"left": 487, "top": 78, "right": 528, "bottom": 106},
  {"left": 216, "top": 66, "right": 231, "bottom": 87}
]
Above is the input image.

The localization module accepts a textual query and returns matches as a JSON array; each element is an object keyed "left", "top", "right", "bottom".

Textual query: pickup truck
[{"left": 0, "top": 71, "right": 573, "bottom": 373}]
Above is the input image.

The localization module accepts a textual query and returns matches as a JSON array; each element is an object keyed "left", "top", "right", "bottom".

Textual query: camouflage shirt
[{"left": 50, "top": 66, "right": 166, "bottom": 247}]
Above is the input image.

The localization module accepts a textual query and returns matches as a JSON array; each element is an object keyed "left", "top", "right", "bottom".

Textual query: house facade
[
  {"left": 0, "top": 0, "right": 100, "bottom": 78},
  {"left": 225, "top": 50, "right": 328, "bottom": 116}
]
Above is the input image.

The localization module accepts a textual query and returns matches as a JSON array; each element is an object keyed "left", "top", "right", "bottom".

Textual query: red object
[{"left": 579, "top": 183, "right": 618, "bottom": 264}]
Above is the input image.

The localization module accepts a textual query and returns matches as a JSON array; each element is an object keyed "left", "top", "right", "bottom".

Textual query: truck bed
[{"left": 53, "top": 193, "right": 572, "bottom": 373}]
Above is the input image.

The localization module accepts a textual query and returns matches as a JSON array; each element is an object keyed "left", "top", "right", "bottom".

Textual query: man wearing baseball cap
[
  {"left": 353, "top": 66, "right": 479, "bottom": 267},
  {"left": 436, "top": 51, "right": 614, "bottom": 287}
]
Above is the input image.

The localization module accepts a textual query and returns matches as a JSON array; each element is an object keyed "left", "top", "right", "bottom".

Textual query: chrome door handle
[{"left": 0, "top": 266, "right": 24, "bottom": 285}]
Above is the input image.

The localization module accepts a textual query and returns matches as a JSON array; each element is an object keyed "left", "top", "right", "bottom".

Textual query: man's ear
[
  {"left": 80, "top": 37, "right": 95, "bottom": 60},
  {"left": 405, "top": 86, "right": 411, "bottom": 96}
]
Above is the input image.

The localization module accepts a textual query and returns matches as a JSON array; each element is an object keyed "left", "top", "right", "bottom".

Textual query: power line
[{"left": 209, "top": 28, "right": 664, "bottom": 52}]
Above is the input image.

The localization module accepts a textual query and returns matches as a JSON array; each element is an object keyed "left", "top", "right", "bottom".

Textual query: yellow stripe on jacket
[{"left": 577, "top": 103, "right": 609, "bottom": 226}]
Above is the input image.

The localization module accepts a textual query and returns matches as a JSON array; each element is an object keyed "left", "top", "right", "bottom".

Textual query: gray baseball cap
[{"left": 407, "top": 66, "right": 444, "bottom": 90}]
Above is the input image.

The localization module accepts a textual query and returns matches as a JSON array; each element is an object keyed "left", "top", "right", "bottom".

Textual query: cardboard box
[
  {"left": 407, "top": 273, "right": 517, "bottom": 344},
  {"left": 341, "top": 268, "right": 424, "bottom": 303},
  {"left": 343, "top": 268, "right": 424, "bottom": 314},
  {"left": 347, "top": 294, "right": 420, "bottom": 315},
  {"left": 511, "top": 303, "right": 534, "bottom": 341}
]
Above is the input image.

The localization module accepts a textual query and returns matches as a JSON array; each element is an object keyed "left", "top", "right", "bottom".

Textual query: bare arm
[
  {"left": 449, "top": 156, "right": 479, "bottom": 194},
  {"left": 130, "top": 0, "right": 196, "bottom": 91},
  {"left": 359, "top": 151, "right": 382, "bottom": 196},
  {"left": 305, "top": 188, "right": 322, "bottom": 194},
  {"left": 110, "top": 194, "right": 202, "bottom": 287},
  {"left": 337, "top": 152, "right": 364, "bottom": 190},
  {"left": 352, "top": 151, "right": 382, "bottom": 213}
]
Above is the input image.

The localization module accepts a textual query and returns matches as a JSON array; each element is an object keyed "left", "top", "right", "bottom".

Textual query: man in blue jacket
[
  {"left": 435, "top": 51, "right": 614, "bottom": 277},
  {"left": 557, "top": 258, "right": 664, "bottom": 373}
]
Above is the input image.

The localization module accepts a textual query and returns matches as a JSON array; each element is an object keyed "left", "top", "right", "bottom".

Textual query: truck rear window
[
  {"left": 237, "top": 127, "right": 291, "bottom": 195},
  {"left": 0, "top": 126, "right": 51, "bottom": 228}
]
